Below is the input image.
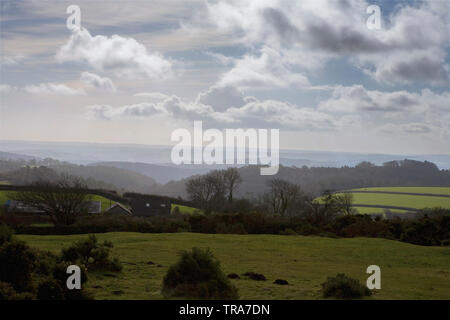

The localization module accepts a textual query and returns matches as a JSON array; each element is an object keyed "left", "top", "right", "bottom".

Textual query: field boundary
[
  {"left": 341, "top": 190, "right": 450, "bottom": 198},
  {"left": 352, "top": 204, "right": 418, "bottom": 212}
]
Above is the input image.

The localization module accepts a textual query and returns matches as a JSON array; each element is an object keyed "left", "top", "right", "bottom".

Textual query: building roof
[{"left": 105, "top": 203, "right": 132, "bottom": 215}]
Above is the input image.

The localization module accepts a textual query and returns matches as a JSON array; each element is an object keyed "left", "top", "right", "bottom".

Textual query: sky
[{"left": 0, "top": 0, "right": 449, "bottom": 155}]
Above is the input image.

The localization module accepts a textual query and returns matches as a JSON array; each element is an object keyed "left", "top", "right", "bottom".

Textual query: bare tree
[
  {"left": 7, "top": 175, "right": 92, "bottom": 225},
  {"left": 223, "top": 168, "right": 242, "bottom": 204},
  {"left": 264, "top": 179, "right": 304, "bottom": 216},
  {"left": 305, "top": 191, "right": 354, "bottom": 226},
  {"left": 186, "top": 170, "right": 226, "bottom": 213},
  {"left": 334, "top": 192, "right": 355, "bottom": 215}
]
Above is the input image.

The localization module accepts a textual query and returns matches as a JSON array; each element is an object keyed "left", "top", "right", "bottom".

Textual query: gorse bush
[
  {"left": 11, "top": 209, "right": 450, "bottom": 247},
  {"left": 162, "top": 247, "right": 239, "bottom": 300},
  {"left": 61, "top": 235, "right": 122, "bottom": 272},
  {"left": 37, "top": 262, "right": 90, "bottom": 300},
  {"left": 0, "top": 281, "right": 33, "bottom": 300},
  {"left": 0, "top": 239, "right": 36, "bottom": 292},
  {"left": 321, "top": 273, "right": 372, "bottom": 299},
  {"left": 0, "top": 224, "right": 14, "bottom": 246},
  {"left": 0, "top": 230, "right": 116, "bottom": 300}
]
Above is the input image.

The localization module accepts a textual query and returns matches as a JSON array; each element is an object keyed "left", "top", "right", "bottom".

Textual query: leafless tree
[
  {"left": 7, "top": 175, "right": 92, "bottom": 225},
  {"left": 334, "top": 192, "right": 355, "bottom": 215},
  {"left": 305, "top": 191, "right": 354, "bottom": 226},
  {"left": 223, "top": 168, "right": 242, "bottom": 203},
  {"left": 186, "top": 170, "right": 226, "bottom": 213},
  {"left": 265, "top": 179, "right": 304, "bottom": 216}
]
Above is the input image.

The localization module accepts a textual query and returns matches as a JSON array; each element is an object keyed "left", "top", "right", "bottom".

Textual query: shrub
[
  {"left": 37, "top": 279, "right": 64, "bottom": 300},
  {"left": 162, "top": 247, "right": 239, "bottom": 300},
  {"left": 0, "top": 239, "right": 36, "bottom": 292},
  {"left": 321, "top": 273, "right": 372, "bottom": 299},
  {"left": 0, "top": 281, "right": 33, "bottom": 300},
  {"left": 0, "top": 281, "right": 18, "bottom": 300},
  {"left": 61, "top": 235, "right": 122, "bottom": 272},
  {"left": 441, "top": 239, "right": 450, "bottom": 246},
  {"left": 50, "top": 262, "right": 91, "bottom": 300},
  {"left": 0, "top": 224, "right": 13, "bottom": 246},
  {"left": 279, "top": 228, "right": 297, "bottom": 236}
]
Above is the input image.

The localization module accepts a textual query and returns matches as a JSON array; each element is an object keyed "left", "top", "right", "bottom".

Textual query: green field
[
  {"left": 334, "top": 187, "right": 450, "bottom": 215},
  {"left": 0, "top": 190, "right": 119, "bottom": 212},
  {"left": 344, "top": 193, "right": 450, "bottom": 209},
  {"left": 352, "top": 207, "right": 408, "bottom": 214},
  {"left": 18, "top": 232, "right": 450, "bottom": 300},
  {"left": 171, "top": 204, "right": 201, "bottom": 215},
  {"left": 353, "top": 187, "right": 450, "bottom": 195}
]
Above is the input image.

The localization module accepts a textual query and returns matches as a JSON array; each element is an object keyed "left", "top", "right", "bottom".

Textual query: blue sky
[{"left": 0, "top": 0, "right": 449, "bottom": 155}]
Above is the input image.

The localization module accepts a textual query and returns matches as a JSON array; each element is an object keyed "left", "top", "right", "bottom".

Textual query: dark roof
[
  {"left": 105, "top": 203, "right": 132, "bottom": 216},
  {"left": 130, "top": 196, "right": 171, "bottom": 216}
]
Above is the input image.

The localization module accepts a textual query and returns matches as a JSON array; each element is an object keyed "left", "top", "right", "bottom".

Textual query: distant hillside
[
  {"left": 151, "top": 159, "right": 450, "bottom": 199},
  {"left": 0, "top": 158, "right": 160, "bottom": 194},
  {"left": 2, "top": 156, "right": 450, "bottom": 201},
  {"left": 0, "top": 151, "right": 38, "bottom": 161},
  {"left": 92, "top": 161, "right": 210, "bottom": 183},
  {"left": 51, "top": 163, "right": 159, "bottom": 193},
  {"left": 2, "top": 141, "right": 450, "bottom": 169}
]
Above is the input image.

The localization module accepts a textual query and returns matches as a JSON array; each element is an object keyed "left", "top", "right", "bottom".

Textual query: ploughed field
[{"left": 18, "top": 232, "right": 450, "bottom": 300}]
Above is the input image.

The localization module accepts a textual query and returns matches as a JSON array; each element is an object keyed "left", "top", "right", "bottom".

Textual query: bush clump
[
  {"left": 321, "top": 273, "right": 372, "bottom": 299},
  {"left": 0, "top": 281, "right": 33, "bottom": 300},
  {"left": 162, "top": 247, "right": 239, "bottom": 300},
  {"left": 0, "top": 231, "right": 109, "bottom": 300},
  {"left": 61, "top": 235, "right": 122, "bottom": 272},
  {"left": 0, "top": 224, "right": 14, "bottom": 246},
  {"left": 0, "top": 239, "right": 36, "bottom": 292}
]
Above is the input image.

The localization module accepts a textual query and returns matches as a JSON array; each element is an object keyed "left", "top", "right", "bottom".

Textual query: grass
[
  {"left": 171, "top": 204, "right": 201, "bottom": 215},
  {"left": 18, "top": 232, "right": 450, "bottom": 300},
  {"left": 340, "top": 193, "right": 450, "bottom": 210},
  {"left": 352, "top": 207, "right": 408, "bottom": 214},
  {"left": 0, "top": 190, "right": 120, "bottom": 212},
  {"left": 352, "top": 187, "right": 450, "bottom": 195},
  {"left": 324, "top": 187, "right": 450, "bottom": 215}
]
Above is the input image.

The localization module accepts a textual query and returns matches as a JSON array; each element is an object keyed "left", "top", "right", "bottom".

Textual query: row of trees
[
  {"left": 186, "top": 168, "right": 242, "bottom": 214},
  {"left": 186, "top": 168, "right": 355, "bottom": 222}
]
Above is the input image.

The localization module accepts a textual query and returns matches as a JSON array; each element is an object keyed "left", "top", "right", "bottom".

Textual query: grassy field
[
  {"left": 353, "top": 187, "right": 450, "bottom": 195},
  {"left": 0, "top": 190, "right": 119, "bottom": 212},
  {"left": 18, "top": 232, "right": 450, "bottom": 300},
  {"left": 171, "top": 204, "right": 201, "bottom": 215},
  {"left": 332, "top": 187, "right": 450, "bottom": 215},
  {"left": 343, "top": 193, "right": 450, "bottom": 209},
  {"left": 352, "top": 207, "right": 408, "bottom": 214}
]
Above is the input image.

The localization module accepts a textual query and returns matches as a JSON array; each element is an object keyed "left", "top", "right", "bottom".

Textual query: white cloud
[
  {"left": 56, "top": 28, "right": 173, "bottom": 80},
  {"left": 378, "top": 123, "right": 432, "bottom": 135},
  {"left": 86, "top": 88, "right": 336, "bottom": 131},
  {"left": 195, "top": 85, "right": 246, "bottom": 111},
  {"left": 0, "top": 55, "right": 26, "bottom": 67},
  {"left": 133, "top": 92, "right": 171, "bottom": 100},
  {"left": 24, "top": 83, "right": 85, "bottom": 95},
  {"left": 0, "top": 84, "right": 14, "bottom": 93},
  {"left": 217, "top": 46, "right": 311, "bottom": 90},
  {"left": 203, "top": 0, "right": 449, "bottom": 86},
  {"left": 318, "top": 85, "right": 424, "bottom": 114},
  {"left": 80, "top": 72, "right": 116, "bottom": 93}
]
